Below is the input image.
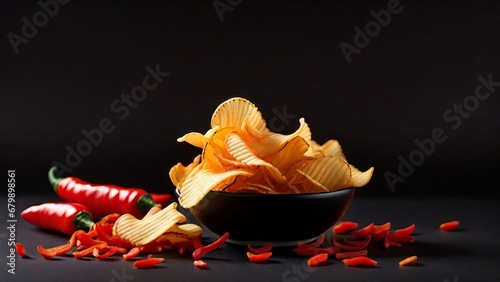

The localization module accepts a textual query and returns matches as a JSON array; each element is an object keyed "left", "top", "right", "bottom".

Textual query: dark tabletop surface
[{"left": 1, "top": 195, "right": 499, "bottom": 282}]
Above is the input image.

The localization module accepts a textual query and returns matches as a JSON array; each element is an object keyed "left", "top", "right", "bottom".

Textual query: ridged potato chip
[
  {"left": 172, "top": 97, "right": 374, "bottom": 208},
  {"left": 113, "top": 202, "right": 186, "bottom": 246}
]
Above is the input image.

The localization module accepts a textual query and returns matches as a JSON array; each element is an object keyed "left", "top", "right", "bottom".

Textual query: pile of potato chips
[{"left": 170, "top": 97, "right": 374, "bottom": 208}]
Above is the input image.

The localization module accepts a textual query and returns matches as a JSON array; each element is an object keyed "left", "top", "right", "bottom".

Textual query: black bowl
[{"left": 176, "top": 188, "right": 356, "bottom": 246}]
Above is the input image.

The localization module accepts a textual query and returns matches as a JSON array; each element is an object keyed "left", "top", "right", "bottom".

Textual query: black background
[{"left": 1, "top": 0, "right": 499, "bottom": 198}]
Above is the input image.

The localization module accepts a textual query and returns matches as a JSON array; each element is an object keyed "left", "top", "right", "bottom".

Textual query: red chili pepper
[
  {"left": 292, "top": 247, "right": 339, "bottom": 256},
  {"left": 353, "top": 223, "right": 375, "bottom": 238},
  {"left": 37, "top": 230, "right": 83, "bottom": 258},
  {"left": 306, "top": 253, "right": 328, "bottom": 267},
  {"left": 399, "top": 255, "right": 417, "bottom": 266},
  {"left": 123, "top": 247, "right": 141, "bottom": 261},
  {"left": 192, "top": 232, "right": 229, "bottom": 260},
  {"left": 335, "top": 250, "right": 368, "bottom": 260},
  {"left": 248, "top": 242, "right": 273, "bottom": 254},
  {"left": 193, "top": 260, "right": 208, "bottom": 269},
  {"left": 15, "top": 243, "right": 26, "bottom": 257},
  {"left": 440, "top": 221, "right": 460, "bottom": 231},
  {"left": 333, "top": 221, "right": 359, "bottom": 234},
  {"left": 149, "top": 193, "right": 172, "bottom": 206},
  {"left": 134, "top": 257, "right": 164, "bottom": 268},
  {"left": 297, "top": 234, "right": 325, "bottom": 249},
  {"left": 333, "top": 239, "right": 368, "bottom": 251},
  {"left": 48, "top": 166, "right": 160, "bottom": 218},
  {"left": 21, "top": 202, "right": 94, "bottom": 235},
  {"left": 247, "top": 251, "right": 272, "bottom": 262},
  {"left": 393, "top": 224, "right": 415, "bottom": 236},
  {"left": 342, "top": 256, "right": 378, "bottom": 267},
  {"left": 383, "top": 238, "right": 401, "bottom": 249}
]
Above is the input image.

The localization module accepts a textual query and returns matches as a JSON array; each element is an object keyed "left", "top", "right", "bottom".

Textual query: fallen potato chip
[
  {"left": 172, "top": 97, "right": 374, "bottom": 208},
  {"left": 113, "top": 202, "right": 186, "bottom": 246}
]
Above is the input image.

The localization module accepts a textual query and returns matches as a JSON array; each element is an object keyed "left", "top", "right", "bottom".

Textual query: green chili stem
[
  {"left": 48, "top": 166, "right": 63, "bottom": 193},
  {"left": 73, "top": 211, "right": 94, "bottom": 231}
]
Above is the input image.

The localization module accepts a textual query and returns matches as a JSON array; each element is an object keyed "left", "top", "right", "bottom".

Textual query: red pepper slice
[
  {"left": 123, "top": 247, "right": 141, "bottom": 261},
  {"left": 333, "top": 221, "right": 358, "bottom": 234},
  {"left": 193, "top": 260, "right": 208, "bottom": 269},
  {"left": 173, "top": 240, "right": 195, "bottom": 253},
  {"left": 342, "top": 256, "right": 378, "bottom": 267},
  {"left": 192, "top": 232, "right": 229, "bottom": 260},
  {"left": 73, "top": 243, "right": 107, "bottom": 259},
  {"left": 94, "top": 221, "right": 134, "bottom": 249},
  {"left": 333, "top": 239, "right": 368, "bottom": 251},
  {"left": 193, "top": 235, "right": 203, "bottom": 250},
  {"left": 37, "top": 230, "right": 83, "bottom": 258},
  {"left": 292, "top": 247, "right": 339, "bottom": 256},
  {"left": 15, "top": 243, "right": 26, "bottom": 257},
  {"left": 399, "top": 255, "right": 417, "bottom": 266},
  {"left": 386, "top": 234, "right": 414, "bottom": 243},
  {"left": 297, "top": 234, "right": 325, "bottom": 249},
  {"left": 247, "top": 251, "right": 272, "bottom": 262},
  {"left": 342, "top": 235, "right": 371, "bottom": 248},
  {"left": 134, "top": 257, "right": 164, "bottom": 269},
  {"left": 92, "top": 247, "right": 117, "bottom": 260},
  {"left": 440, "top": 221, "right": 460, "bottom": 231},
  {"left": 353, "top": 223, "right": 375, "bottom": 238},
  {"left": 109, "top": 246, "right": 128, "bottom": 255},
  {"left": 335, "top": 250, "right": 368, "bottom": 260},
  {"left": 371, "top": 230, "right": 389, "bottom": 242},
  {"left": 383, "top": 238, "right": 401, "bottom": 249},
  {"left": 393, "top": 224, "right": 415, "bottom": 236},
  {"left": 76, "top": 232, "right": 107, "bottom": 249},
  {"left": 178, "top": 246, "right": 186, "bottom": 255},
  {"left": 373, "top": 222, "right": 391, "bottom": 233},
  {"left": 139, "top": 244, "right": 164, "bottom": 253},
  {"left": 306, "top": 253, "right": 329, "bottom": 267},
  {"left": 248, "top": 242, "right": 273, "bottom": 254}
]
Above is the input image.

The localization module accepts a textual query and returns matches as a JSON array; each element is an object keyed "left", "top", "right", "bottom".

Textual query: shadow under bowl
[{"left": 176, "top": 188, "right": 356, "bottom": 246}]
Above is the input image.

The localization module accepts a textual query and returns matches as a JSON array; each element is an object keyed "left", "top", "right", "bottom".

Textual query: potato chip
[
  {"left": 242, "top": 118, "right": 311, "bottom": 158},
  {"left": 165, "top": 223, "right": 203, "bottom": 238},
  {"left": 225, "top": 132, "right": 286, "bottom": 183},
  {"left": 294, "top": 156, "right": 351, "bottom": 192},
  {"left": 345, "top": 165, "right": 374, "bottom": 188},
  {"left": 268, "top": 136, "right": 310, "bottom": 174},
  {"left": 211, "top": 97, "right": 268, "bottom": 133},
  {"left": 171, "top": 97, "right": 374, "bottom": 208},
  {"left": 176, "top": 126, "right": 219, "bottom": 148},
  {"left": 169, "top": 155, "right": 201, "bottom": 187},
  {"left": 319, "top": 139, "right": 346, "bottom": 160},
  {"left": 113, "top": 203, "right": 186, "bottom": 246},
  {"left": 179, "top": 163, "right": 253, "bottom": 208}
]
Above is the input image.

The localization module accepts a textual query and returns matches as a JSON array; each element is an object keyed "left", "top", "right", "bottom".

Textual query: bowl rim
[{"left": 175, "top": 187, "right": 355, "bottom": 198}]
